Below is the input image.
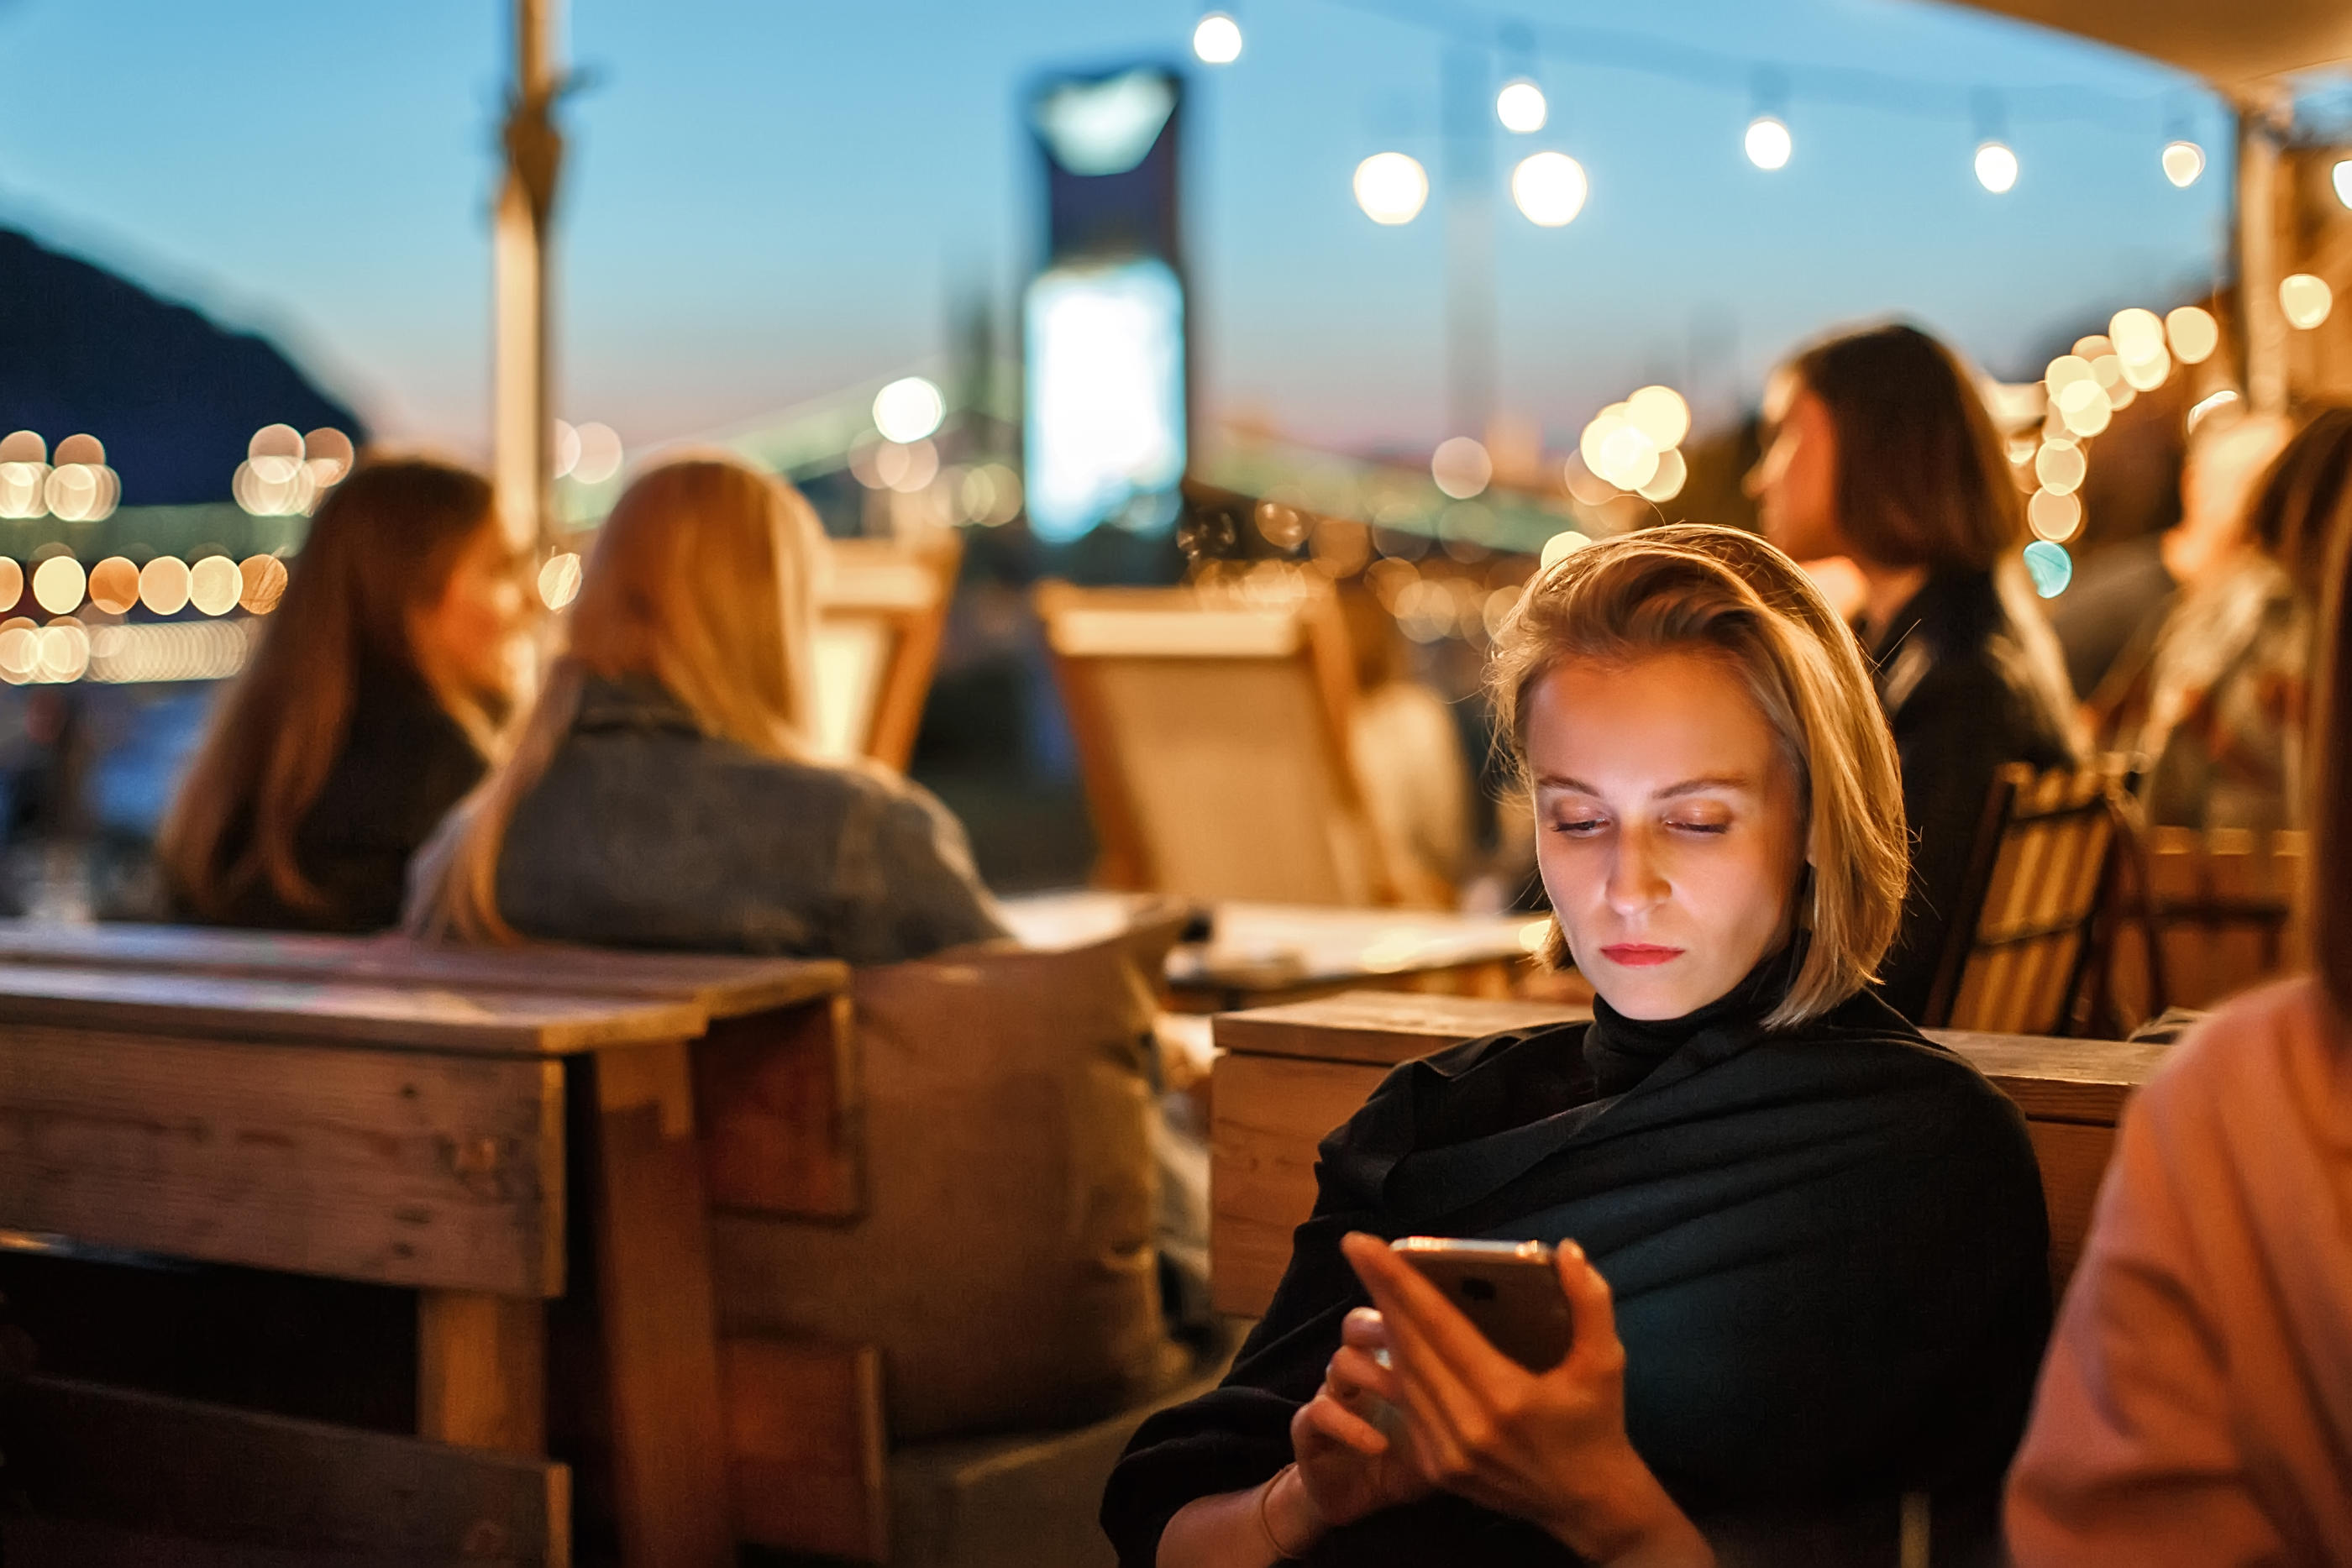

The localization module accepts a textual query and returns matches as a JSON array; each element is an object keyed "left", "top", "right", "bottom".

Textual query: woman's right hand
[{"left": 1286, "top": 1307, "right": 1435, "bottom": 1534}]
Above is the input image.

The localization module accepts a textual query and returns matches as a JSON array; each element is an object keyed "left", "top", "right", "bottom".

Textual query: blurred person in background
[
  {"left": 2127, "top": 407, "right": 2351, "bottom": 834},
  {"left": 1747, "top": 322, "right": 2080, "bottom": 1023},
  {"left": 2003, "top": 466, "right": 2352, "bottom": 1567},
  {"left": 407, "top": 453, "right": 1006, "bottom": 962},
  {"left": 159, "top": 457, "right": 522, "bottom": 931},
  {"left": 1338, "top": 585, "right": 1469, "bottom": 907},
  {"left": 2064, "top": 406, "right": 2294, "bottom": 727}
]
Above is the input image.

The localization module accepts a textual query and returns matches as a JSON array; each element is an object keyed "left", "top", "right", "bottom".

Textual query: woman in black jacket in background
[{"left": 1746, "top": 322, "right": 2079, "bottom": 1020}]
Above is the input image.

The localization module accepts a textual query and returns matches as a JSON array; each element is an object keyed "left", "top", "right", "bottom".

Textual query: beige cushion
[{"left": 711, "top": 933, "right": 1180, "bottom": 1441}]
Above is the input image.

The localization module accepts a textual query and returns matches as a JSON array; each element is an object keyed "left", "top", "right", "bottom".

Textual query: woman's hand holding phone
[
  {"left": 1338, "top": 1232, "right": 1716, "bottom": 1568},
  {"left": 1276, "top": 1305, "right": 1435, "bottom": 1550}
]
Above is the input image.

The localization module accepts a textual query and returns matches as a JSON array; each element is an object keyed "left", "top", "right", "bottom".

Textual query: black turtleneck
[
  {"left": 1105, "top": 953, "right": 2054, "bottom": 1567},
  {"left": 1582, "top": 939, "right": 1803, "bottom": 1098}
]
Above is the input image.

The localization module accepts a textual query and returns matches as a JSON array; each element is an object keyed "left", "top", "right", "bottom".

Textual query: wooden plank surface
[
  {"left": 1215, "top": 992, "right": 1588, "bottom": 1065},
  {"left": 1169, "top": 904, "right": 1545, "bottom": 994},
  {"left": 1208, "top": 990, "right": 2159, "bottom": 1319},
  {"left": 0, "top": 920, "right": 847, "bottom": 1021},
  {"left": 0, "top": 962, "right": 706, "bottom": 1057},
  {"left": 723, "top": 1336, "right": 888, "bottom": 1561},
  {"left": 585, "top": 1041, "right": 733, "bottom": 1568},
  {"left": 0, "top": 1373, "right": 570, "bottom": 1566},
  {"left": 694, "top": 994, "right": 864, "bottom": 1219},
  {"left": 1209, "top": 1052, "right": 1387, "bottom": 1318},
  {"left": 0, "top": 1024, "right": 565, "bottom": 1295}
]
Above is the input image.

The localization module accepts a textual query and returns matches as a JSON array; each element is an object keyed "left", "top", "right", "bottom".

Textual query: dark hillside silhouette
[{"left": 0, "top": 226, "right": 367, "bottom": 506}]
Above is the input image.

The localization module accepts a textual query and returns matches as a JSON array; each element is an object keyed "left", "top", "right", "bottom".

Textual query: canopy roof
[{"left": 1951, "top": 0, "right": 2352, "bottom": 95}]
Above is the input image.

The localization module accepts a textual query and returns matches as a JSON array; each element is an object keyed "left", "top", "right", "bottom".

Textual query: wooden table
[
  {"left": 1208, "top": 991, "right": 2165, "bottom": 1318},
  {"left": 0, "top": 921, "right": 849, "bottom": 1568},
  {"left": 998, "top": 890, "right": 1552, "bottom": 1013}
]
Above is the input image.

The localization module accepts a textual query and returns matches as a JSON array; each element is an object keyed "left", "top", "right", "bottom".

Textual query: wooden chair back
[
  {"left": 1924, "top": 762, "right": 2127, "bottom": 1035},
  {"left": 2137, "top": 826, "right": 2308, "bottom": 1009},
  {"left": 813, "top": 532, "right": 960, "bottom": 769},
  {"left": 1036, "top": 580, "right": 1395, "bottom": 905}
]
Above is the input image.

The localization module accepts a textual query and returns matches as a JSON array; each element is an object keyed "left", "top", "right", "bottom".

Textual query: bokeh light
[
  {"left": 538, "top": 552, "right": 583, "bottom": 609},
  {"left": 1539, "top": 529, "right": 1591, "bottom": 570},
  {"left": 2334, "top": 159, "right": 2352, "bottom": 211},
  {"left": 139, "top": 557, "right": 192, "bottom": 616},
  {"left": 87, "top": 557, "right": 139, "bottom": 615},
  {"left": 304, "top": 428, "right": 355, "bottom": 485},
  {"left": 239, "top": 554, "right": 289, "bottom": 615},
  {"left": 572, "top": 422, "right": 624, "bottom": 484},
  {"left": 31, "top": 556, "right": 84, "bottom": 616},
  {"left": 1744, "top": 115, "right": 1792, "bottom": 170},
  {"left": 2028, "top": 488, "right": 2082, "bottom": 542},
  {"left": 1974, "top": 141, "right": 2018, "bottom": 193},
  {"left": 552, "top": 419, "right": 581, "bottom": 479},
  {"left": 1638, "top": 447, "right": 1688, "bottom": 502},
  {"left": 1495, "top": 80, "right": 1546, "bottom": 134},
  {"left": 0, "top": 559, "right": 20, "bottom": 610},
  {"left": 188, "top": 555, "right": 241, "bottom": 617},
  {"left": 2023, "top": 540, "right": 2072, "bottom": 597},
  {"left": 1353, "top": 153, "right": 1429, "bottom": 225},
  {"left": 1625, "top": 385, "right": 1691, "bottom": 448},
  {"left": 1191, "top": 12, "right": 1242, "bottom": 65},
  {"left": 2056, "top": 379, "right": 2112, "bottom": 437},
  {"left": 2166, "top": 306, "right": 2219, "bottom": 364},
  {"left": 873, "top": 376, "right": 946, "bottom": 443},
  {"left": 1431, "top": 437, "right": 1492, "bottom": 499},
  {"left": 2160, "top": 140, "right": 2204, "bottom": 188},
  {"left": 1510, "top": 151, "right": 1588, "bottom": 226},
  {"left": 2280, "top": 274, "right": 2334, "bottom": 331},
  {"left": 2034, "top": 438, "right": 2086, "bottom": 495},
  {"left": 2108, "top": 308, "right": 2164, "bottom": 363}
]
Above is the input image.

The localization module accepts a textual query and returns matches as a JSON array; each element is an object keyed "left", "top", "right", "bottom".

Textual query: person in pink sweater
[{"left": 2005, "top": 496, "right": 2352, "bottom": 1565}]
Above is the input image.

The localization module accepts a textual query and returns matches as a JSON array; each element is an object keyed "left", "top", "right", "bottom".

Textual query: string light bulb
[
  {"left": 1495, "top": 79, "right": 1546, "bottom": 134},
  {"left": 1744, "top": 115, "right": 1792, "bottom": 170},
  {"left": 2281, "top": 274, "right": 2334, "bottom": 331},
  {"left": 1353, "top": 153, "right": 1429, "bottom": 225},
  {"left": 2160, "top": 140, "right": 2204, "bottom": 187},
  {"left": 1510, "top": 151, "right": 1588, "bottom": 227},
  {"left": 1192, "top": 11, "right": 1242, "bottom": 65},
  {"left": 1974, "top": 141, "right": 2019, "bottom": 194}
]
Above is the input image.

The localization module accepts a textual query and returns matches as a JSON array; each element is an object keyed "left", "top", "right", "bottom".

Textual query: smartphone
[{"left": 1391, "top": 1237, "right": 1575, "bottom": 1372}]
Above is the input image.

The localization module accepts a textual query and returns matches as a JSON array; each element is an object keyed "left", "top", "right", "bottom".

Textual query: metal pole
[
  {"left": 2236, "top": 91, "right": 2289, "bottom": 415},
  {"left": 493, "top": 0, "right": 564, "bottom": 550},
  {"left": 1442, "top": 45, "right": 1496, "bottom": 443}
]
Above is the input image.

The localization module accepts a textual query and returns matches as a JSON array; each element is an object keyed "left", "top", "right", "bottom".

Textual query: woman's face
[
  {"left": 1748, "top": 373, "right": 1846, "bottom": 564},
  {"left": 412, "top": 523, "right": 527, "bottom": 700},
  {"left": 1527, "top": 649, "right": 1805, "bottom": 1020}
]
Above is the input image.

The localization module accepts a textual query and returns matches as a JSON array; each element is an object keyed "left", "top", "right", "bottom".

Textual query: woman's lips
[{"left": 1599, "top": 944, "right": 1683, "bottom": 968}]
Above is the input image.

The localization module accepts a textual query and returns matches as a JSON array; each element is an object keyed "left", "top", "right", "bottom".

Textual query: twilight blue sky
[{"left": 0, "top": 0, "right": 2232, "bottom": 470}]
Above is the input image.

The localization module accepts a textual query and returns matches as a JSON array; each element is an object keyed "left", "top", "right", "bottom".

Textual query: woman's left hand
[{"left": 1339, "top": 1232, "right": 1714, "bottom": 1568}]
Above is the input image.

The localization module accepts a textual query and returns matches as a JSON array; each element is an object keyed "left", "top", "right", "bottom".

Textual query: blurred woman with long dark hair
[
  {"left": 1746, "top": 322, "right": 2080, "bottom": 1020},
  {"left": 160, "top": 457, "right": 523, "bottom": 931}
]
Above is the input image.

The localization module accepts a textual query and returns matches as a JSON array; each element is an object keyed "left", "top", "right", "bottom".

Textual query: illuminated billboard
[{"left": 1023, "top": 258, "right": 1186, "bottom": 543}]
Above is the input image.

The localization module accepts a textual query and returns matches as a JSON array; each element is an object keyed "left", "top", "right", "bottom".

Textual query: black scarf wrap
[{"left": 1101, "top": 956, "right": 2050, "bottom": 1566}]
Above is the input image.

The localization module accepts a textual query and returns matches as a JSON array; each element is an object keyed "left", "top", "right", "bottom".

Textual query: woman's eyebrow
[{"left": 1534, "top": 774, "right": 1753, "bottom": 798}]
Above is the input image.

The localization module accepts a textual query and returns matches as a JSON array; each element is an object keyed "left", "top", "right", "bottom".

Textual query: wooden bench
[
  {"left": 1208, "top": 992, "right": 2164, "bottom": 1318},
  {"left": 0, "top": 923, "right": 852, "bottom": 1568}
]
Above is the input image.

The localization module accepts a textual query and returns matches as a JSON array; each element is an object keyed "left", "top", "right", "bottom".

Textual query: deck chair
[
  {"left": 1923, "top": 762, "right": 2135, "bottom": 1036},
  {"left": 2131, "top": 826, "right": 2307, "bottom": 1010},
  {"left": 812, "top": 533, "right": 960, "bottom": 769},
  {"left": 1036, "top": 580, "right": 1398, "bottom": 906}
]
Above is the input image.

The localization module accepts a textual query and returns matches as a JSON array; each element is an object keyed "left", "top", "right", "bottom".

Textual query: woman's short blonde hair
[{"left": 1488, "top": 523, "right": 1907, "bottom": 1029}]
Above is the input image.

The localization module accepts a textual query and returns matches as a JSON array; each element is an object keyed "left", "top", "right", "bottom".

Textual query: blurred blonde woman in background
[
  {"left": 408, "top": 453, "right": 1005, "bottom": 962},
  {"left": 161, "top": 456, "right": 522, "bottom": 931}
]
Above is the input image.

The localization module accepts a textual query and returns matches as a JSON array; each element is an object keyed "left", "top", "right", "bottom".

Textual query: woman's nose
[{"left": 1604, "top": 832, "right": 1670, "bottom": 915}]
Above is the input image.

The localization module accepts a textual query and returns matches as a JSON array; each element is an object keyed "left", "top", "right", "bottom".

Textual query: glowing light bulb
[
  {"left": 2108, "top": 308, "right": 2165, "bottom": 363},
  {"left": 1510, "top": 151, "right": 1588, "bottom": 227},
  {"left": 2281, "top": 273, "right": 2334, "bottom": 331},
  {"left": 1744, "top": 115, "right": 1792, "bottom": 170},
  {"left": 1192, "top": 12, "right": 1242, "bottom": 65},
  {"left": 1354, "top": 153, "right": 1429, "bottom": 225},
  {"left": 2160, "top": 140, "right": 2204, "bottom": 187},
  {"left": 1974, "top": 141, "right": 2018, "bottom": 194},
  {"left": 1625, "top": 385, "right": 1691, "bottom": 448},
  {"left": 1496, "top": 80, "right": 1546, "bottom": 134},
  {"left": 2029, "top": 488, "right": 2082, "bottom": 543}
]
